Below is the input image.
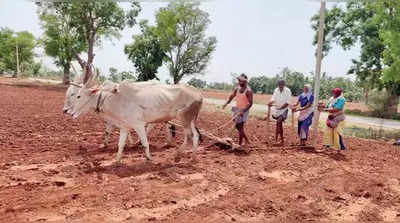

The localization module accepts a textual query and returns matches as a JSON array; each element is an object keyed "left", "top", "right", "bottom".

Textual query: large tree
[
  {"left": 311, "top": 0, "right": 400, "bottom": 117},
  {"left": 124, "top": 20, "right": 165, "bottom": 81},
  {"left": 38, "top": 0, "right": 141, "bottom": 82},
  {"left": 0, "top": 28, "right": 36, "bottom": 77},
  {"left": 38, "top": 3, "right": 87, "bottom": 85},
  {"left": 375, "top": 0, "right": 400, "bottom": 83},
  {"left": 153, "top": 2, "right": 217, "bottom": 84}
]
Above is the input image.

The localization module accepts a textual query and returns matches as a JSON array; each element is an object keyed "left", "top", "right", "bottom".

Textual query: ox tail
[
  {"left": 195, "top": 98, "right": 203, "bottom": 143},
  {"left": 195, "top": 126, "right": 203, "bottom": 143}
]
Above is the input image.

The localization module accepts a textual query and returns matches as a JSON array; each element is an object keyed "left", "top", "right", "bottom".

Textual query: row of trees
[
  {"left": 35, "top": 0, "right": 216, "bottom": 85},
  {"left": 2, "top": 1, "right": 217, "bottom": 86},
  {"left": 0, "top": 28, "right": 37, "bottom": 76},
  {"left": 188, "top": 67, "right": 364, "bottom": 102},
  {"left": 311, "top": 0, "right": 400, "bottom": 117}
]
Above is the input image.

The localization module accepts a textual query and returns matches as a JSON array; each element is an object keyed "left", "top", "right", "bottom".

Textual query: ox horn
[{"left": 71, "top": 63, "right": 78, "bottom": 75}]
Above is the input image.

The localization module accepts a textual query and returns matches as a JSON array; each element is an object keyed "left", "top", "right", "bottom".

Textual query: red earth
[{"left": 1, "top": 81, "right": 400, "bottom": 222}]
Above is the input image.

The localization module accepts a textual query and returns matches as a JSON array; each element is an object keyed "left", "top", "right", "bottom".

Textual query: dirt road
[
  {"left": 205, "top": 98, "right": 400, "bottom": 130},
  {"left": 1, "top": 84, "right": 400, "bottom": 222}
]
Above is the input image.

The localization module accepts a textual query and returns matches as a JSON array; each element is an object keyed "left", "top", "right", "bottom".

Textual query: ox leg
[
  {"left": 134, "top": 124, "right": 153, "bottom": 145},
  {"left": 177, "top": 128, "right": 189, "bottom": 156},
  {"left": 134, "top": 125, "right": 151, "bottom": 161},
  {"left": 116, "top": 128, "right": 129, "bottom": 163},
  {"left": 190, "top": 121, "right": 199, "bottom": 153},
  {"left": 104, "top": 123, "right": 113, "bottom": 147},
  {"left": 166, "top": 123, "right": 175, "bottom": 147}
]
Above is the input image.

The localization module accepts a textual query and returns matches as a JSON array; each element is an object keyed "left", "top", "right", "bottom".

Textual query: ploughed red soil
[{"left": 1, "top": 83, "right": 400, "bottom": 222}]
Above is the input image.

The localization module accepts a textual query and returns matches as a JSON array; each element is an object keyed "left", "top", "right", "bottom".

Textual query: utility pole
[
  {"left": 16, "top": 39, "right": 20, "bottom": 75},
  {"left": 13, "top": 34, "right": 20, "bottom": 78},
  {"left": 312, "top": 0, "right": 326, "bottom": 140}
]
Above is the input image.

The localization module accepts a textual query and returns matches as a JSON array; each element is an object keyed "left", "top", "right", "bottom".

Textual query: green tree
[
  {"left": 375, "top": 0, "right": 400, "bottom": 83},
  {"left": 187, "top": 77, "right": 206, "bottom": 88},
  {"left": 38, "top": 4, "right": 87, "bottom": 84},
  {"left": 311, "top": 1, "right": 400, "bottom": 117},
  {"left": 0, "top": 28, "right": 36, "bottom": 77},
  {"left": 108, "top": 67, "right": 136, "bottom": 83},
  {"left": 124, "top": 20, "right": 165, "bottom": 81},
  {"left": 154, "top": 2, "right": 217, "bottom": 84},
  {"left": 38, "top": 1, "right": 141, "bottom": 82}
]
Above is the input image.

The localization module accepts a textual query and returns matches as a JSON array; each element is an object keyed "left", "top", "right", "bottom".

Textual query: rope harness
[
  {"left": 95, "top": 91, "right": 107, "bottom": 113},
  {"left": 167, "top": 112, "right": 240, "bottom": 135}
]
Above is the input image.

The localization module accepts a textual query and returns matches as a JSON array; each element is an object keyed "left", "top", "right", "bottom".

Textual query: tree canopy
[
  {"left": 124, "top": 20, "right": 165, "bottom": 81},
  {"left": 153, "top": 2, "right": 217, "bottom": 84},
  {"left": 0, "top": 28, "right": 36, "bottom": 77},
  {"left": 311, "top": 0, "right": 400, "bottom": 117}
]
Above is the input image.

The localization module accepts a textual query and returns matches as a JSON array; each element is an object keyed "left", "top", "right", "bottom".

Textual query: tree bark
[
  {"left": 72, "top": 49, "right": 86, "bottom": 70},
  {"left": 84, "top": 32, "right": 96, "bottom": 84},
  {"left": 383, "top": 86, "right": 399, "bottom": 118},
  {"left": 63, "top": 63, "right": 70, "bottom": 85}
]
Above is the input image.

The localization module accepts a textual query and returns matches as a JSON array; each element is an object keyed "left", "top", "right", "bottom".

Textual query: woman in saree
[
  {"left": 293, "top": 84, "right": 314, "bottom": 146},
  {"left": 319, "top": 88, "right": 346, "bottom": 151}
]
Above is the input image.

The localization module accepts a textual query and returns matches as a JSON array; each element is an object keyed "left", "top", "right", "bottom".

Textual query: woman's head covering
[
  {"left": 302, "top": 84, "right": 313, "bottom": 100},
  {"left": 304, "top": 84, "right": 312, "bottom": 93},
  {"left": 332, "top": 88, "right": 342, "bottom": 97}
]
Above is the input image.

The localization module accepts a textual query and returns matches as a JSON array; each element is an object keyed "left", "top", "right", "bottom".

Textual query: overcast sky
[{"left": 0, "top": 0, "right": 359, "bottom": 83}]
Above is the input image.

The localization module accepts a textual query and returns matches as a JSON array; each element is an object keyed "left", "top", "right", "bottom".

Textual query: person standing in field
[
  {"left": 222, "top": 74, "right": 253, "bottom": 148},
  {"left": 319, "top": 88, "right": 346, "bottom": 152},
  {"left": 267, "top": 80, "right": 292, "bottom": 146},
  {"left": 292, "top": 84, "right": 314, "bottom": 146}
]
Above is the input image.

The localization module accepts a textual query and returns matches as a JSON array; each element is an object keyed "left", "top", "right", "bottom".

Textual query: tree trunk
[
  {"left": 383, "top": 86, "right": 399, "bottom": 118},
  {"left": 173, "top": 71, "right": 181, "bottom": 84},
  {"left": 84, "top": 32, "right": 96, "bottom": 84},
  {"left": 63, "top": 63, "right": 70, "bottom": 85}
]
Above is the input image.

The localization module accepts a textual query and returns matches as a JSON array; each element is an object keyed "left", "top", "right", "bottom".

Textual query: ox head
[
  {"left": 63, "top": 64, "right": 85, "bottom": 114},
  {"left": 70, "top": 71, "right": 105, "bottom": 119},
  {"left": 63, "top": 82, "right": 83, "bottom": 114},
  {"left": 63, "top": 64, "right": 100, "bottom": 115}
]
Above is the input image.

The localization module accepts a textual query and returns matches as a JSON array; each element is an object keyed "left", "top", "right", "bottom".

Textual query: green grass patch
[
  {"left": 343, "top": 125, "right": 400, "bottom": 141},
  {"left": 345, "top": 109, "right": 400, "bottom": 121}
]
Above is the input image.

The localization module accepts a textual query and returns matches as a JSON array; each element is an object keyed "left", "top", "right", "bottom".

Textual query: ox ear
[
  {"left": 89, "top": 88, "right": 99, "bottom": 95},
  {"left": 71, "top": 64, "right": 82, "bottom": 84}
]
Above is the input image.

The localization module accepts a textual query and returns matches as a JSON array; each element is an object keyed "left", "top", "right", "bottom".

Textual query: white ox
[
  {"left": 63, "top": 75, "right": 175, "bottom": 147},
  {"left": 71, "top": 77, "right": 203, "bottom": 163}
]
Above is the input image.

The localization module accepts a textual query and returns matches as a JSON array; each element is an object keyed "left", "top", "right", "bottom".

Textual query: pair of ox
[{"left": 63, "top": 74, "right": 203, "bottom": 163}]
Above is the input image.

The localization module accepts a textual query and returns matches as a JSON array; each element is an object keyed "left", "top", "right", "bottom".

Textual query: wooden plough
[{"left": 168, "top": 115, "right": 242, "bottom": 151}]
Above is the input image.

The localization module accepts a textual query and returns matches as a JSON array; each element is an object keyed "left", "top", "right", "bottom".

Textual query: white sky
[{"left": 0, "top": 0, "right": 359, "bottom": 83}]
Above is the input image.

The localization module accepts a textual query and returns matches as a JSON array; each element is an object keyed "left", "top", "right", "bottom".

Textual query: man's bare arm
[{"left": 222, "top": 88, "right": 237, "bottom": 109}]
